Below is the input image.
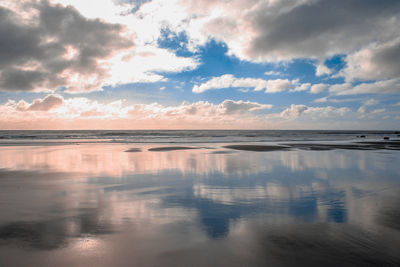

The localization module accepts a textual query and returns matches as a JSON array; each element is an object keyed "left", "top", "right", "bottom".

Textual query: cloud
[
  {"left": 0, "top": 0, "right": 135, "bottom": 93},
  {"left": 358, "top": 105, "right": 387, "bottom": 118},
  {"left": 28, "top": 0, "right": 400, "bottom": 91},
  {"left": 166, "top": 0, "right": 400, "bottom": 63},
  {"left": 313, "top": 97, "right": 328, "bottom": 103},
  {"left": 292, "top": 83, "right": 311, "bottom": 92},
  {"left": 247, "top": 0, "right": 400, "bottom": 62},
  {"left": 192, "top": 74, "right": 295, "bottom": 93},
  {"left": 164, "top": 0, "right": 400, "bottom": 84},
  {"left": 310, "top": 83, "right": 328, "bottom": 94},
  {"left": 2, "top": 95, "right": 396, "bottom": 129},
  {"left": 112, "top": 0, "right": 152, "bottom": 12},
  {"left": 0, "top": 0, "right": 199, "bottom": 93},
  {"left": 16, "top": 94, "right": 64, "bottom": 111},
  {"left": 280, "top": 104, "right": 308, "bottom": 118},
  {"left": 364, "top": 99, "right": 378, "bottom": 106},
  {"left": 0, "top": 95, "right": 272, "bottom": 128},
  {"left": 330, "top": 79, "right": 400, "bottom": 95},
  {"left": 357, "top": 97, "right": 386, "bottom": 116},
  {"left": 280, "top": 104, "right": 350, "bottom": 119},
  {"left": 129, "top": 99, "right": 272, "bottom": 118},
  {"left": 341, "top": 39, "right": 400, "bottom": 82},
  {"left": 313, "top": 97, "right": 363, "bottom": 103},
  {"left": 357, "top": 105, "right": 367, "bottom": 114},
  {"left": 315, "top": 63, "right": 332, "bottom": 76},
  {"left": 371, "top": 108, "right": 385, "bottom": 114},
  {"left": 264, "top": 70, "right": 282, "bottom": 76},
  {"left": 220, "top": 100, "right": 272, "bottom": 114},
  {"left": 106, "top": 45, "right": 199, "bottom": 85},
  {"left": 47, "top": 0, "right": 400, "bottom": 67}
]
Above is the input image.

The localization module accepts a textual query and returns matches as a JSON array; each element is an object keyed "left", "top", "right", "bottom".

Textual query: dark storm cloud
[
  {"left": 248, "top": 0, "right": 400, "bottom": 60},
  {"left": 0, "top": 0, "right": 134, "bottom": 93},
  {"left": 373, "top": 41, "right": 400, "bottom": 78},
  {"left": 0, "top": 68, "right": 45, "bottom": 91}
]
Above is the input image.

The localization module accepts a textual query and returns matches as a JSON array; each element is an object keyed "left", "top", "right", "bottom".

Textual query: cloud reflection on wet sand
[{"left": 0, "top": 144, "right": 400, "bottom": 266}]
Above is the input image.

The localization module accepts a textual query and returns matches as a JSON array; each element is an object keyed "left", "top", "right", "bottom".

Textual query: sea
[{"left": 0, "top": 129, "right": 399, "bottom": 144}]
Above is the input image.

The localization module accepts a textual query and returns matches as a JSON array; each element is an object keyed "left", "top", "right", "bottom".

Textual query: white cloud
[
  {"left": 0, "top": 0, "right": 200, "bottom": 93},
  {"left": 106, "top": 45, "right": 199, "bottom": 85},
  {"left": 280, "top": 104, "right": 308, "bottom": 118},
  {"left": 358, "top": 106, "right": 367, "bottom": 114},
  {"left": 364, "top": 99, "right": 378, "bottom": 106},
  {"left": 28, "top": 0, "right": 400, "bottom": 96},
  {"left": 371, "top": 108, "right": 385, "bottom": 114},
  {"left": 292, "top": 83, "right": 311, "bottom": 92},
  {"left": 181, "top": 0, "right": 400, "bottom": 64},
  {"left": 314, "top": 97, "right": 328, "bottom": 103},
  {"left": 330, "top": 79, "right": 400, "bottom": 95},
  {"left": 315, "top": 63, "right": 332, "bottom": 76},
  {"left": 0, "top": 0, "right": 137, "bottom": 93},
  {"left": 54, "top": 0, "right": 400, "bottom": 66},
  {"left": 17, "top": 94, "right": 64, "bottom": 111},
  {"left": 220, "top": 99, "right": 272, "bottom": 113},
  {"left": 128, "top": 99, "right": 272, "bottom": 118},
  {"left": 192, "top": 74, "right": 294, "bottom": 93},
  {"left": 2, "top": 95, "right": 396, "bottom": 129},
  {"left": 280, "top": 104, "right": 350, "bottom": 119},
  {"left": 341, "top": 39, "right": 400, "bottom": 82},
  {"left": 358, "top": 103, "right": 386, "bottom": 116},
  {"left": 0, "top": 96, "right": 272, "bottom": 128},
  {"left": 310, "top": 83, "right": 328, "bottom": 94},
  {"left": 264, "top": 70, "right": 282, "bottom": 76},
  {"left": 265, "top": 79, "right": 294, "bottom": 93},
  {"left": 313, "top": 97, "right": 363, "bottom": 103}
]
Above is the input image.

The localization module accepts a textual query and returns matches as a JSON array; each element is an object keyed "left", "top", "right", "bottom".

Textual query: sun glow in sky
[{"left": 0, "top": 0, "right": 400, "bottom": 129}]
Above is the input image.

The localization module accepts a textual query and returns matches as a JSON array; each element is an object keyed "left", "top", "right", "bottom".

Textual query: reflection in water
[
  {"left": 0, "top": 207, "right": 113, "bottom": 250},
  {"left": 0, "top": 144, "right": 400, "bottom": 266}
]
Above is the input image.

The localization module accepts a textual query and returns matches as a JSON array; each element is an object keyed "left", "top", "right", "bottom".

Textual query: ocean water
[
  {"left": 0, "top": 131, "right": 399, "bottom": 266},
  {"left": 0, "top": 129, "right": 399, "bottom": 144}
]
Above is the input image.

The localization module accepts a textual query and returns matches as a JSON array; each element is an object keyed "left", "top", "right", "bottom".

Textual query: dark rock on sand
[
  {"left": 223, "top": 145, "right": 290, "bottom": 152},
  {"left": 125, "top": 148, "right": 142, "bottom": 152}
]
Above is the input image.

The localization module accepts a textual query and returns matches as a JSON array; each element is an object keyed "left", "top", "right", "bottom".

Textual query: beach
[
  {"left": 0, "top": 131, "right": 400, "bottom": 266},
  {"left": 2, "top": 0, "right": 400, "bottom": 265}
]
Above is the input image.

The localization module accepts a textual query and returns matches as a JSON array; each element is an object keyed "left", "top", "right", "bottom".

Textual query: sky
[{"left": 0, "top": 0, "right": 400, "bottom": 129}]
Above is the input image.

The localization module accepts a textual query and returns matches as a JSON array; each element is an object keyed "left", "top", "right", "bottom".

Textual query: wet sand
[
  {"left": 286, "top": 141, "right": 400, "bottom": 151},
  {"left": 0, "top": 143, "right": 400, "bottom": 266},
  {"left": 221, "top": 141, "right": 400, "bottom": 152}
]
